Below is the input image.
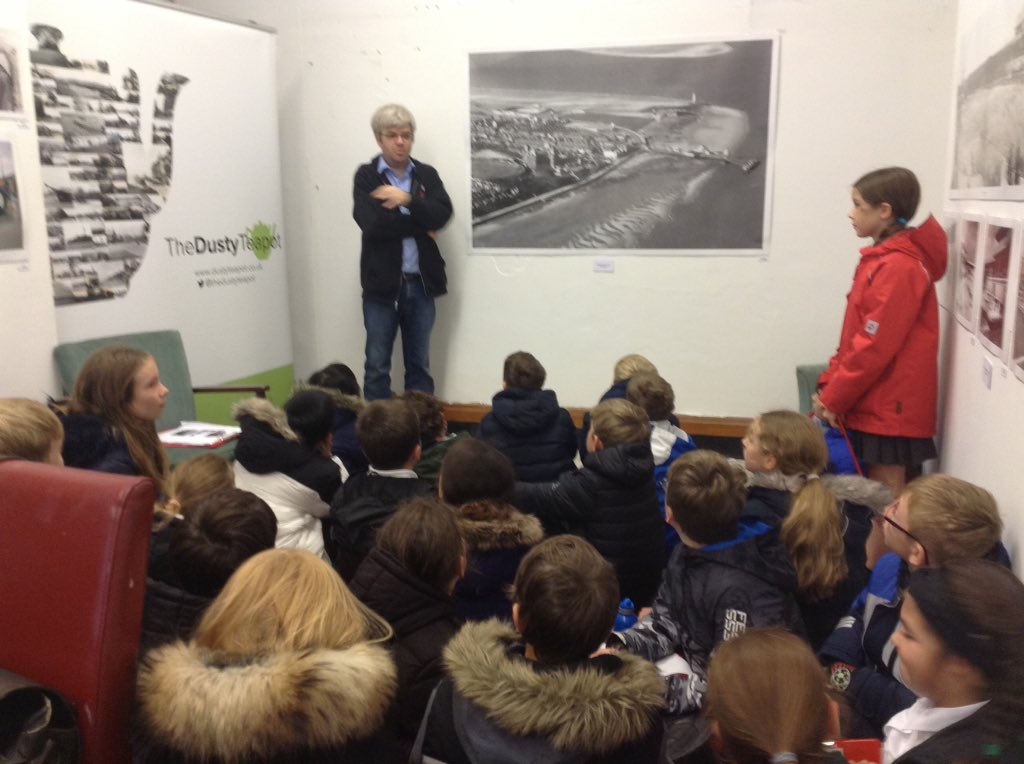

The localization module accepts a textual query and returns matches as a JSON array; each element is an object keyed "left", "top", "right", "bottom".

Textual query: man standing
[{"left": 353, "top": 104, "right": 453, "bottom": 401}]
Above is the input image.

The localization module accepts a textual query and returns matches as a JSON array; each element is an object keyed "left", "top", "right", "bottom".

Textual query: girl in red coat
[{"left": 814, "top": 167, "right": 947, "bottom": 508}]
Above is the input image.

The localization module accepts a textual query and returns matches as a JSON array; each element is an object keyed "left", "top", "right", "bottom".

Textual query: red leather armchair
[{"left": 0, "top": 460, "right": 154, "bottom": 764}]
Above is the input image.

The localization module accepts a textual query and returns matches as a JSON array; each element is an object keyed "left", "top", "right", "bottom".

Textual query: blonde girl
[
  {"left": 135, "top": 549, "right": 396, "bottom": 762},
  {"left": 742, "top": 410, "right": 888, "bottom": 648}
]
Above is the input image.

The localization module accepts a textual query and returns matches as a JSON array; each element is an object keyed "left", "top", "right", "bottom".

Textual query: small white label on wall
[
  {"left": 982, "top": 357, "right": 993, "bottom": 390},
  {"left": 592, "top": 259, "right": 615, "bottom": 274}
]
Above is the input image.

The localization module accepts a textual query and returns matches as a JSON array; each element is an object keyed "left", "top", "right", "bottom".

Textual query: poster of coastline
[
  {"left": 951, "top": 0, "right": 1024, "bottom": 199},
  {"left": 469, "top": 37, "right": 777, "bottom": 255}
]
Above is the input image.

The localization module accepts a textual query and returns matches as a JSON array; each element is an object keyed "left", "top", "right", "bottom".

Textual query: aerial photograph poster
[{"left": 469, "top": 38, "right": 777, "bottom": 256}]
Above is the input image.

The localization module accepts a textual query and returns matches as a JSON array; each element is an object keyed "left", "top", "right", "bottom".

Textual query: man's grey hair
[{"left": 371, "top": 103, "right": 416, "bottom": 136}]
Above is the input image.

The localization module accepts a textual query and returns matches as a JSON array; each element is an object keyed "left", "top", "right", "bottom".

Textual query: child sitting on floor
[
  {"left": 304, "top": 361, "right": 368, "bottom": 475},
  {"left": 0, "top": 398, "right": 64, "bottom": 464},
  {"left": 884, "top": 559, "right": 1024, "bottom": 763},
  {"left": 626, "top": 372, "right": 696, "bottom": 555},
  {"left": 141, "top": 488, "right": 277, "bottom": 651},
  {"left": 329, "top": 398, "right": 433, "bottom": 579},
  {"left": 233, "top": 390, "right": 346, "bottom": 559},
  {"left": 819, "top": 474, "right": 1004, "bottom": 738},
  {"left": 740, "top": 410, "right": 887, "bottom": 649},
  {"left": 438, "top": 437, "right": 544, "bottom": 621},
  {"left": 414, "top": 535, "right": 665, "bottom": 763},
  {"left": 401, "top": 389, "right": 469, "bottom": 487},
  {"left": 350, "top": 497, "right": 465, "bottom": 754},
  {"left": 514, "top": 399, "right": 665, "bottom": 607},
  {"left": 611, "top": 450, "right": 803, "bottom": 715},
  {"left": 479, "top": 351, "right": 578, "bottom": 482}
]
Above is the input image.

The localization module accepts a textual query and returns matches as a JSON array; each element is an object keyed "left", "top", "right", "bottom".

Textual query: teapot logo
[
  {"left": 30, "top": 24, "right": 189, "bottom": 305},
  {"left": 245, "top": 221, "right": 277, "bottom": 261}
]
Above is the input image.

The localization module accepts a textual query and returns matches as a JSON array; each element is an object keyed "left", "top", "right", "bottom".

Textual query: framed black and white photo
[
  {"left": 0, "top": 136, "right": 25, "bottom": 263},
  {"left": 1007, "top": 221, "right": 1024, "bottom": 383},
  {"left": 955, "top": 215, "right": 984, "bottom": 331},
  {"left": 0, "top": 29, "right": 25, "bottom": 117},
  {"left": 951, "top": 0, "right": 1024, "bottom": 199},
  {"left": 978, "top": 217, "right": 1017, "bottom": 361},
  {"left": 468, "top": 37, "right": 778, "bottom": 256}
]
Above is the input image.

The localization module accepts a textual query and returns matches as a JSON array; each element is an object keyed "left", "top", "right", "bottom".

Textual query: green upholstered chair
[
  {"left": 53, "top": 329, "right": 268, "bottom": 466},
  {"left": 796, "top": 363, "right": 828, "bottom": 415}
]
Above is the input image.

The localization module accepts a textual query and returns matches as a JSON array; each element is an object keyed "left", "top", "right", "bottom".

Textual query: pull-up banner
[{"left": 28, "top": 0, "right": 291, "bottom": 385}]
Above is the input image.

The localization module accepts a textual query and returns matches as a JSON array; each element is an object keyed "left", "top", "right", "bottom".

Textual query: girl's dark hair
[
  {"left": 377, "top": 497, "right": 465, "bottom": 592},
  {"left": 439, "top": 437, "right": 516, "bottom": 505},
  {"left": 284, "top": 390, "right": 336, "bottom": 447},
  {"left": 854, "top": 166, "right": 920, "bottom": 237},
  {"left": 308, "top": 362, "right": 361, "bottom": 398},
  {"left": 913, "top": 558, "right": 1024, "bottom": 753}
]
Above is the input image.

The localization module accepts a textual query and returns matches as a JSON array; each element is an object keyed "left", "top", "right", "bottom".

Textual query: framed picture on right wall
[
  {"left": 955, "top": 214, "right": 984, "bottom": 331},
  {"left": 1009, "top": 225, "right": 1024, "bottom": 383},
  {"left": 977, "top": 217, "right": 1018, "bottom": 361}
]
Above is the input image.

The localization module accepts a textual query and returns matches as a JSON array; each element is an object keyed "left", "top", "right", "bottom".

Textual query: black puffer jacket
[
  {"left": 329, "top": 472, "right": 433, "bottom": 580},
  {"left": 616, "top": 518, "right": 803, "bottom": 713},
  {"left": 479, "top": 388, "right": 578, "bottom": 483},
  {"left": 513, "top": 442, "right": 665, "bottom": 606},
  {"left": 350, "top": 547, "right": 460, "bottom": 750}
]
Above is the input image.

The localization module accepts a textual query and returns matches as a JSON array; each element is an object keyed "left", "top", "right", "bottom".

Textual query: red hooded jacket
[{"left": 818, "top": 216, "right": 947, "bottom": 439}]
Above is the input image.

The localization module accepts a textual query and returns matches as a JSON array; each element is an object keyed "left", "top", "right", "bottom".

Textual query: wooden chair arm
[{"left": 192, "top": 385, "right": 269, "bottom": 399}]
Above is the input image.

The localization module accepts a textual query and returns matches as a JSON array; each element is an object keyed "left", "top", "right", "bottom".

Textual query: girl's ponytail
[{"left": 782, "top": 478, "right": 846, "bottom": 601}]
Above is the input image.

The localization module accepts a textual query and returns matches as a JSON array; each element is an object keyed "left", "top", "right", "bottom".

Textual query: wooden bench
[{"left": 443, "top": 403, "right": 751, "bottom": 440}]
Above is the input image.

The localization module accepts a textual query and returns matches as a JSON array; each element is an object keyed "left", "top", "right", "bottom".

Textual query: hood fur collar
[
  {"left": 137, "top": 640, "right": 396, "bottom": 760},
  {"left": 233, "top": 397, "right": 298, "bottom": 441},
  {"left": 456, "top": 500, "right": 545, "bottom": 551},
  {"left": 445, "top": 619, "right": 664, "bottom": 754},
  {"left": 291, "top": 382, "right": 364, "bottom": 414},
  {"left": 732, "top": 459, "right": 893, "bottom": 513}
]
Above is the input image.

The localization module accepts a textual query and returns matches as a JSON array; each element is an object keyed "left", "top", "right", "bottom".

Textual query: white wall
[
  {"left": 0, "top": 0, "right": 59, "bottom": 398},
  {"left": 937, "top": 2, "right": 1024, "bottom": 570},
  {"left": 176, "top": 0, "right": 956, "bottom": 416}
]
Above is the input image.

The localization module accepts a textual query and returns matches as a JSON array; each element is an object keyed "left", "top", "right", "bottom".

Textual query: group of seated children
[{"left": 2, "top": 345, "right": 1023, "bottom": 763}]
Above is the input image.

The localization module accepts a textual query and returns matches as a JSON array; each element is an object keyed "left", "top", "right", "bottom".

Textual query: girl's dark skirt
[{"left": 848, "top": 430, "right": 937, "bottom": 468}]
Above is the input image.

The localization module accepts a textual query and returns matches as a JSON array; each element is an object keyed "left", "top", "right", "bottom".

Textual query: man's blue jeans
[{"left": 362, "top": 276, "right": 436, "bottom": 400}]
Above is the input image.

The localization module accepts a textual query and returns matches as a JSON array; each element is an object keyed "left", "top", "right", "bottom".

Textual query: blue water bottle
[{"left": 614, "top": 598, "right": 637, "bottom": 632}]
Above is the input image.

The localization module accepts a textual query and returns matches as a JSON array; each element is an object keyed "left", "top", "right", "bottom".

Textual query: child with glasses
[{"left": 818, "top": 475, "right": 1004, "bottom": 738}]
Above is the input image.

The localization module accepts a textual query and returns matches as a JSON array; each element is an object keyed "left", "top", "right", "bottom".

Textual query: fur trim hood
[
  {"left": 291, "top": 383, "right": 364, "bottom": 415},
  {"left": 732, "top": 459, "right": 893, "bottom": 513},
  {"left": 444, "top": 619, "right": 665, "bottom": 754},
  {"left": 137, "top": 640, "right": 396, "bottom": 761},
  {"left": 456, "top": 499, "right": 545, "bottom": 552},
  {"left": 232, "top": 397, "right": 297, "bottom": 441}
]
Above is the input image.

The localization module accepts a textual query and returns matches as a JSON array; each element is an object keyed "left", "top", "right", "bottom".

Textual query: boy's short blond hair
[
  {"left": 589, "top": 399, "right": 650, "bottom": 448},
  {"left": 0, "top": 398, "right": 64, "bottom": 463},
  {"left": 627, "top": 372, "right": 675, "bottom": 422},
  {"left": 906, "top": 474, "right": 1002, "bottom": 564},
  {"left": 612, "top": 354, "right": 657, "bottom": 384}
]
